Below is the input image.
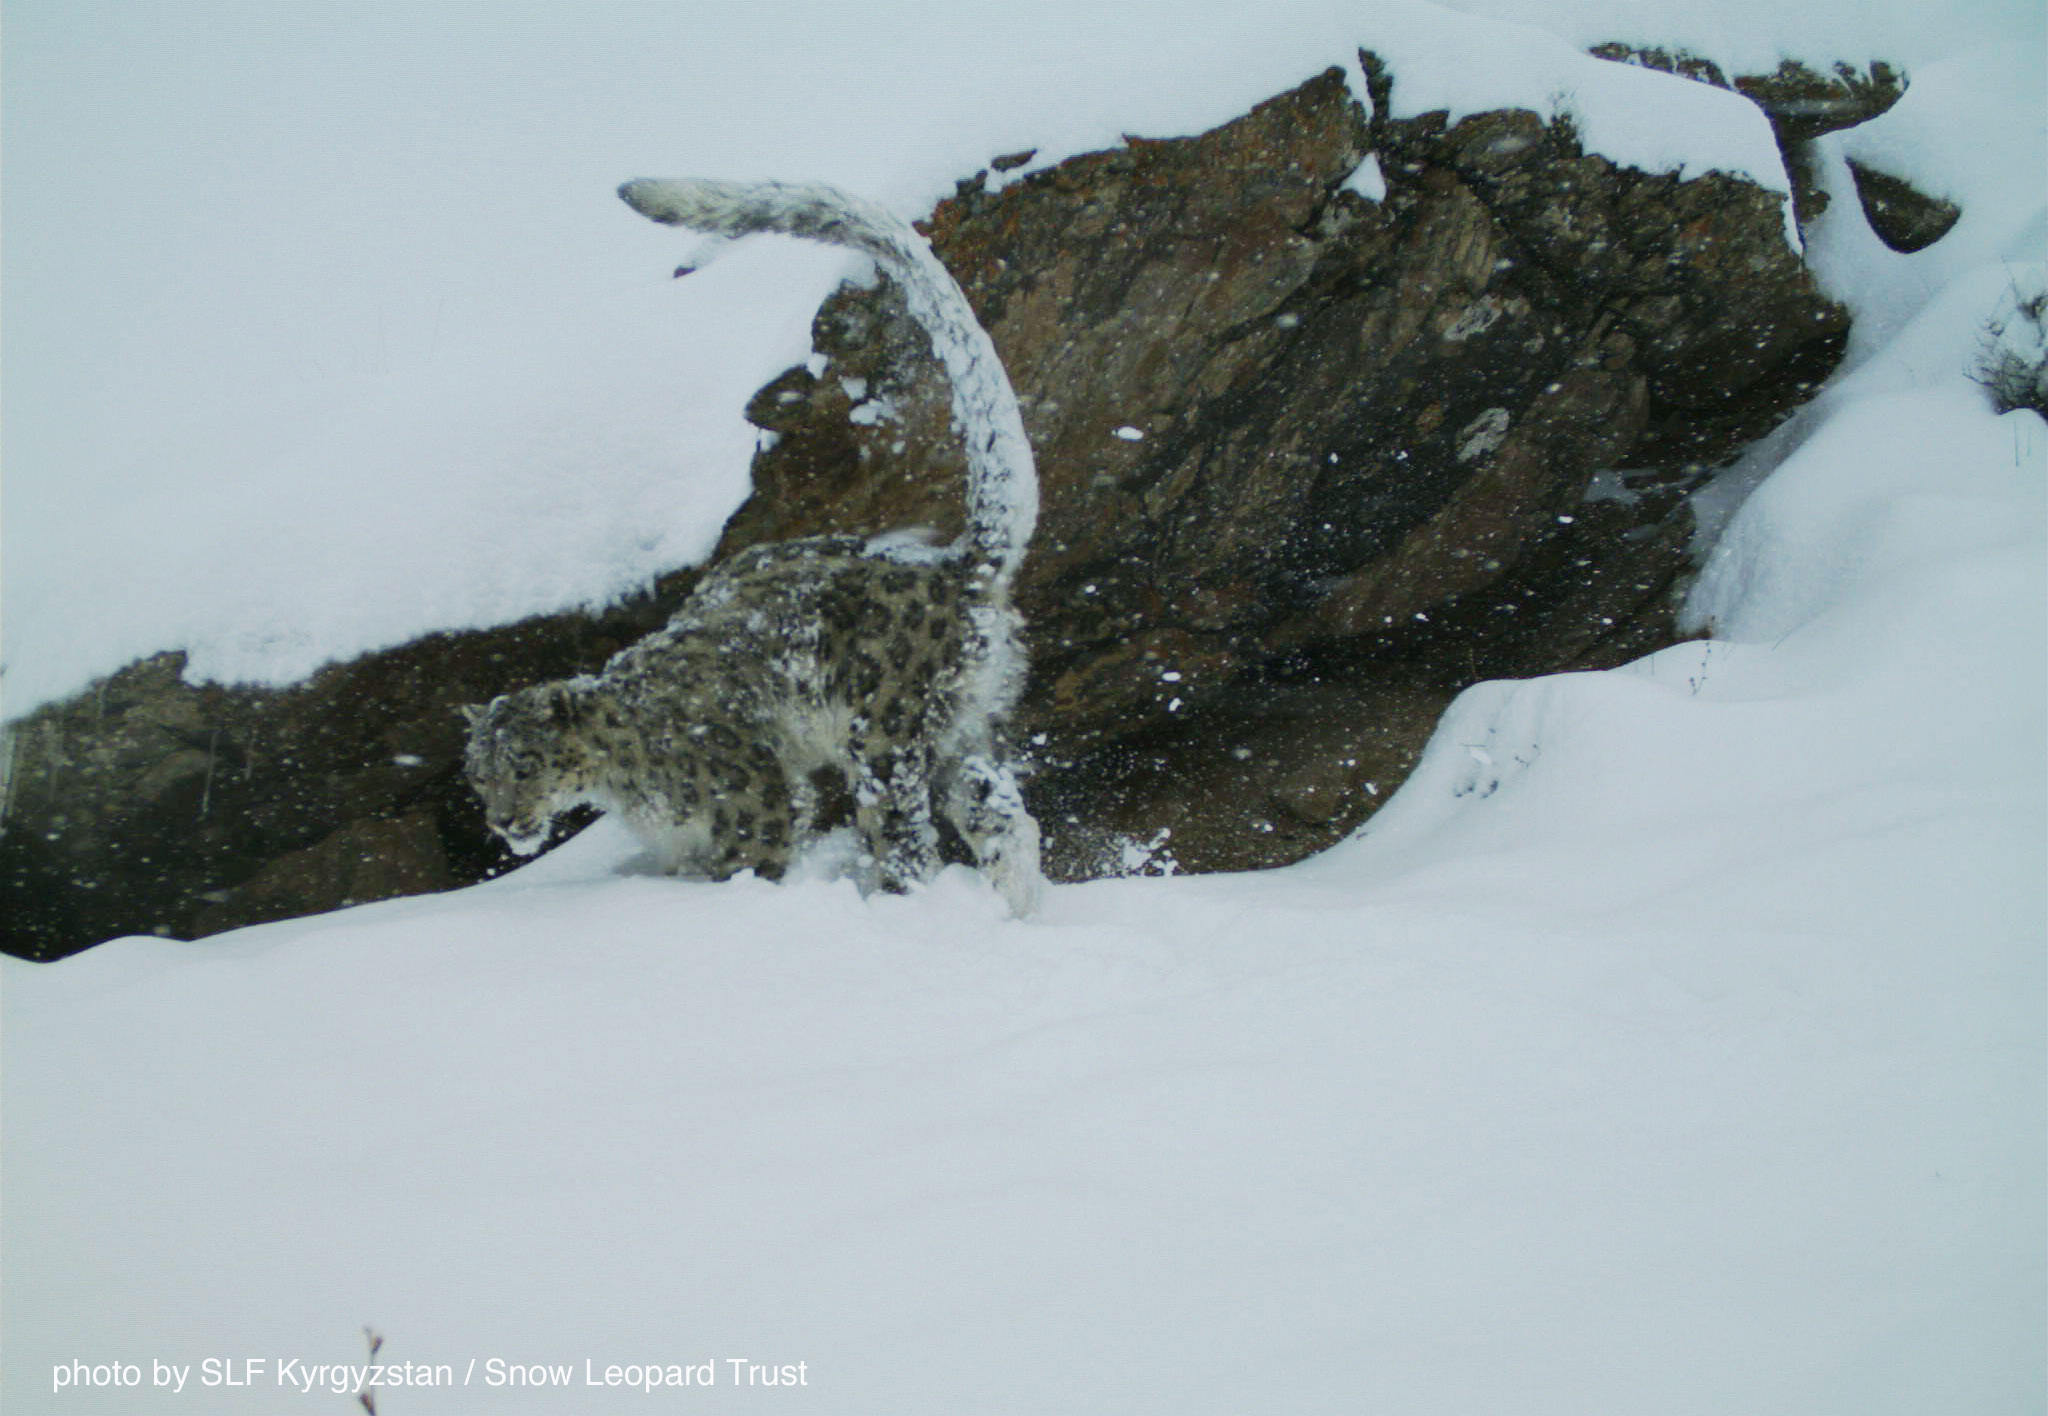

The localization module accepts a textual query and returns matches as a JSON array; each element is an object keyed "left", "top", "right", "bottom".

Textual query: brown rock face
[
  {"left": 3, "top": 53, "right": 1853, "bottom": 958},
  {"left": 721, "top": 60, "right": 1847, "bottom": 878},
  {"left": 0, "top": 588, "right": 694, "bottom": 959}
]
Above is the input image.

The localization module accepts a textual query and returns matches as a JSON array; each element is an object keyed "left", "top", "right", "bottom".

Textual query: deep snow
[{"left": 3, "top": 0, "right": 2044, "bottom": 1411}]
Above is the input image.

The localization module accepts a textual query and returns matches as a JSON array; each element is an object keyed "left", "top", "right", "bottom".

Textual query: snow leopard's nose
[{"left": 489, "top": 815, "right": 549, "bottom": 856}]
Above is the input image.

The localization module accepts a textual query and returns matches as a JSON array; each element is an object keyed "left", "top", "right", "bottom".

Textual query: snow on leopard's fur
[{"left": 462, "top": 178, "right": 1041, "bottom": 912}]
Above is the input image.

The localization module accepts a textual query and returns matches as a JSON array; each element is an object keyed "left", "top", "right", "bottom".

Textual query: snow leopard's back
[{"left": 612, "top": 536, "right": 987, "bottom": 758}]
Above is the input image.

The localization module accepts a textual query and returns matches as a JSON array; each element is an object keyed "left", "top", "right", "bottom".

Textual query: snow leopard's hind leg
[
  {"left": 942, "top": 754, "right": 1042, "bottom": 916},
  {"left": 851, "top": 745, "right": 943, "bottom": 896}
]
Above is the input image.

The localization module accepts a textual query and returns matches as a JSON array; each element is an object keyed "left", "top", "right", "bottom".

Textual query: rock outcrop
[
  {"left": 1845, "top": 159, "right": 1961, "bottom": 253},
  {"left": 0, "top": 589, "right": 695, "bottom": 958},
  {"left": 4, "top": 48, "right": 1867, "bottom": 958},
  {"left": 723, "top": 58, "right": 1848, "bottom": 875},
  {"left": 1587, "top": 49, "right": 1909, "bottom": 228}
]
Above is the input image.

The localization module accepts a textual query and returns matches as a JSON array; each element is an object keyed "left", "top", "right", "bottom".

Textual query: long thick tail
[{"left": 619, "top": 177, "right": 1037, "bottom": 583}]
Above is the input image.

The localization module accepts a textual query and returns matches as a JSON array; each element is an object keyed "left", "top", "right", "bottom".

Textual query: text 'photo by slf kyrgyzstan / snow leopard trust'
[{"left": 462, "top": 178, "right": 1043, "bottom": 915}]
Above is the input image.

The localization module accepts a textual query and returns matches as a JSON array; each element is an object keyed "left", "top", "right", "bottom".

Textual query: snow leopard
[{"left": 463, "top": 177, "right": 1041, "bottom": 912}]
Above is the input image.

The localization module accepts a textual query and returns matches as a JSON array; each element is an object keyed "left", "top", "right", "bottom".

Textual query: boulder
[
  {"left": 724, "top": 60, "right": 1847, "bottom": 876},
  {"left": 1845, "top": 159, "right": 1961, "bottom": 253}
]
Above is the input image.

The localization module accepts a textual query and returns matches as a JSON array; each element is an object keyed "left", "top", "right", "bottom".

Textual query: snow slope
[{"left": 3, "top": 0, "right": 2044, "bottom": 1411}]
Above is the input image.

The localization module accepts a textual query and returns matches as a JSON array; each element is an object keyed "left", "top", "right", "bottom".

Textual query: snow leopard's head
[{"left": 460, "top": 682, "right": 596, "bottom": 855}]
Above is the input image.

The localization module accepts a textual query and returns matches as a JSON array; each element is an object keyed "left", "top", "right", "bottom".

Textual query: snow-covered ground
[{"left": 3, "top": 0, "right": 2043, "bottom": 1411}]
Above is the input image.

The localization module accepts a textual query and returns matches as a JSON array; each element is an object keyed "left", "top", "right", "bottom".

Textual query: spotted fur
[{"left": 463, "top": 180, "right": 1041, "bottom": 912}]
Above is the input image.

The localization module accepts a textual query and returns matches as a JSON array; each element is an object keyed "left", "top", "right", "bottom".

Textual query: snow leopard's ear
[{"left": 458, "top": 703, "right": 487, "bottom": 730}]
